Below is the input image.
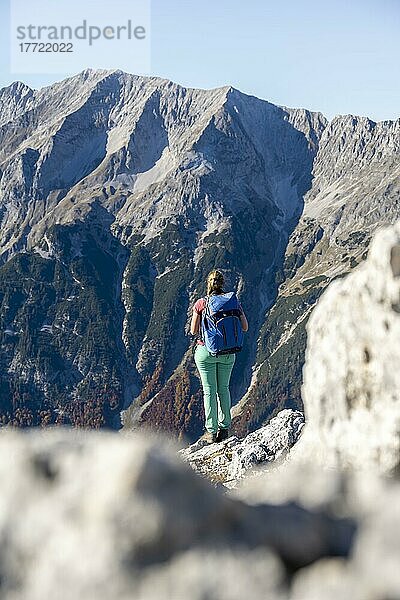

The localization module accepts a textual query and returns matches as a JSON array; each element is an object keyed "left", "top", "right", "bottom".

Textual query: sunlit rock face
[
  {"left": 298, "top": 221, "right": 400, "bottom": 473},
  {"left": 180, "top": 409, "right": 304, "bottom": 484}
]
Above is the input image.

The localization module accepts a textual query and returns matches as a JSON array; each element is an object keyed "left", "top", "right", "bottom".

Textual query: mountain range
[{"left": 0, "top": 68, "right": 398, "bottom": 437}]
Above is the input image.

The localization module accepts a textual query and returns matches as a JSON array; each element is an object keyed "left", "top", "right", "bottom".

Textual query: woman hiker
[{"left": 190, "top": 270, "right": 248, "bottom": 443}]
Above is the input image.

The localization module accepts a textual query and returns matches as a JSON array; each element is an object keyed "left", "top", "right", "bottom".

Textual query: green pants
[{"left": 194, "top": 344, "right": 236, "bottom": 434}]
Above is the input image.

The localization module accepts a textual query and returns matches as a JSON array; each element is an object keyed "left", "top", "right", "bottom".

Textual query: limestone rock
[
  {"left": 135, "top": 548, "right": 285, "bottom": 600},
  {"left": 233, "top": 458, "right": 400, "bottom": 600},
  {"left": 0, "top": 426, "right": 355, "bottom": 599},
  {"left": 180, "top": 409, "right": 305, "bottom": 484},
  {"left": 287, "top": 473, "right": 400, "bottom": 600},
  {"left": 298, "top": 221, "right": 400, "bottom": 472}
]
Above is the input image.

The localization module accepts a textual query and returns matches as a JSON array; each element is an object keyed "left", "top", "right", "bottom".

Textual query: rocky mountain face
[
  {"left": 0, "top": 68, "right": 398, "bottom": 436},
  {"left": 232, "top": 112, "right": 400, "bottom": 432}
]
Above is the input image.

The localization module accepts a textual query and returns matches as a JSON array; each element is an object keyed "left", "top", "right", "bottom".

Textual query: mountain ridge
[{"left": 5, "top": 68, "right": 398, "bottom": 126}]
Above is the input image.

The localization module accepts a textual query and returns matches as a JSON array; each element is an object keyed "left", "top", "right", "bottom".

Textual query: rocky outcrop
[
  {"left": 233, "top": 460, "right": 400, "bottom": 600},
  {"left": 0, "top": 427, "right": 355, "bottom": 600},
  {"left": 296, "top": 221, "right": 400, "bottom": 472},
  {"left": 180, "top": 409, "right": 304, "bottom": 484},
  {"left": 2, "top": 421, "right": 400, "bottom": 599}
]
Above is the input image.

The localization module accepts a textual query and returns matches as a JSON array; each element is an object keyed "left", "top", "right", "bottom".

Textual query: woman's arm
[
  {"left": 240, "top": 311, "right": 249, "bottom": 332},
  {"left": 190, "top": 311, "right": 201, "bottom": 335}
]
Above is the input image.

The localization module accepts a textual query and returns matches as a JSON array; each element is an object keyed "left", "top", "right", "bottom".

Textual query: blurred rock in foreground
[
  {"left": 233, "top": 460, "right": 400, "bottom": 600},
  {"left": 297, "top": 221, "right": 400, "bottom": 472},
  {"left": 0, "top": 427, "right": 354, "bottom": 600}
]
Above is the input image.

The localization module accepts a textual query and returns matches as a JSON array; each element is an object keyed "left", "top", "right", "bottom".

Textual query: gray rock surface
[
  {"left": 2, "top": 423, "right": 400, "bottom": 599},
  {"left": 181, "top": 409, "right": 304, "bottom": 484},
  {"left": 297, "top": 221, "right": 400, "bottom": 472},
  {"left": 135, "top": 548, "right": 285, "bottom": 600},
  {"left": 233, "top": 459, "right": 400, "bottom": 600},
  {"left": 0, "top": 426, "right": 355, "bottom": 600},
  {"left": 230, "top": 221, "right": 400, "bottom": 598},
  {"left": 291, "top": 476, "right": 400, "bottom": 600}
]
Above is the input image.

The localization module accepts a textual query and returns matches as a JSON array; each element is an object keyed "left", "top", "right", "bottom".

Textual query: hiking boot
[
  {"left": 203, "top": 431, "right": 217, "bottom": 444},
  {"left": 216, "top": 428, "right": 230, "bottom": 442}
]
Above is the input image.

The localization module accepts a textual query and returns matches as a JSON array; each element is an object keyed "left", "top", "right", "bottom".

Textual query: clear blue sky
[{"left": 1, "top": 0, "right": 399, "bottom": 122}]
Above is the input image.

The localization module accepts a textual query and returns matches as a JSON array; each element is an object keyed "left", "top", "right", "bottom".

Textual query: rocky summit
[
  {"left": 180, "top": 408, "right": 305, "bottom": 485},
  {"left": 1, "top": 69, "right": 399, "bottom": 436}
]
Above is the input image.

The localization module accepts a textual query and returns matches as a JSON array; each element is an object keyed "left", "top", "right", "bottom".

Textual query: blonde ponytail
[{"left": 206, "top": 270, "right": 225, "bottom": 296}]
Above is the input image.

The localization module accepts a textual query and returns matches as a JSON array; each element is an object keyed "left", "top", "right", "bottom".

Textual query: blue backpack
[{"left": 201, "top": 292, "right": 244, "bottom": 356}]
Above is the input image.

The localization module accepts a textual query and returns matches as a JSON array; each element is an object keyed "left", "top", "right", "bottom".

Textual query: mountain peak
[{"left": 0, "top": 80, "right": 33, "bottom": 97}]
